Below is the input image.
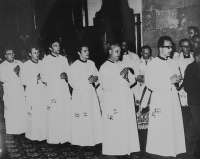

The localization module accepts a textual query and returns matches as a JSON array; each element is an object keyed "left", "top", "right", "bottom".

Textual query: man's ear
[
  {"left": 109, "top": 50, "right": 111, "bottom": 54},
  {"left": 49, "top": 47, "right": 52, "bottom": 51},
  {"left": 78, "top": 51, "right": 81, "bottom": 56},
  {"left": 29, "top": 53, "right": 31, "bottom": 57},
  {"left": 159, "top": 47, "right": 162, "bottom": 53}
]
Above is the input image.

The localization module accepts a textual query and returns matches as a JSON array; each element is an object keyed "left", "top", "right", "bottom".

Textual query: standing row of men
[{"left": 0, "top": 32, "right": 200, "bottom": 158}]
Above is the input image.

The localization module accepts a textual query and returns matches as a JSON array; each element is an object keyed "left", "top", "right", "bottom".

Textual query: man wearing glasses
[
  {"left": 145, "top": 36, "right": 186, "bottom": 158},
  {"left": 0, "top": 46, "right": 26, "bottom": 136}
]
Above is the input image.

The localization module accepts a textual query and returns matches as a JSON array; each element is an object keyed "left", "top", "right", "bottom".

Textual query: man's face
[
  {"left": 188, "top": 29, "right": 195, "bottom": 40},
  {"left": 180, "top": 41, "right": 190, "bottom": 55},
  {"left": 78, "top": 46, "right": 89, "bottom": 60},
  {"left": 109, "top": 45, "right": 121, "bottom": 61},
  {"left": 29, "top": 48, "right": 39, "bottom": 61},
  {"left": 121, "top": 41, "right": 128, "bottom": 53},
  {"left": 196, "top": 54, "right": 200, "bottom": 64},
  {"left": 5, "top": 50, "right": 15, "bottom": 62},
  {"left": 159, "top": 40, "right": 173, "bottom": 58},
  {"left": 102, "top": 42, "right": 109, "bottom": 54},
  {"left": 192, "top": 37, "right": 200, "bottom": 51},
  {"left": 51, "top": 42, "right": 60, "bottom": 54},
  {"left": 141, "top": 48, "right": 150, "bottom": 59}
]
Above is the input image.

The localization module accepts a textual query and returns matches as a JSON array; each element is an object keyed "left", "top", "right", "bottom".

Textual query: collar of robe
[
  {"left": 50, "top": 53, "right": 58, "bottom": 57},
  {"left": 183, "top": 53, "right": 190, "bottom": 59},
  {"left": 6, "top": 59, "right": 14, "bottom": 63},
  {"left": 108, "top": 58, "right": 117, "bottom": 63},
  {"left": 31, "top": 58, "right": 38, "bottom": 64},
  {"left": 78, "top": 58, "right": 87, "bottom": 63},
  {"left": 158, "top": 55, "right": 168, "bottom": 61},
  {"left": 123, "top": 52, "right": 128, "bottom": 55}
]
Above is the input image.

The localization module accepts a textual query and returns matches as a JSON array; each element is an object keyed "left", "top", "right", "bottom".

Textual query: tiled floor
[{"left": 0, "top": 98, "right": 198, "bottom": 159}]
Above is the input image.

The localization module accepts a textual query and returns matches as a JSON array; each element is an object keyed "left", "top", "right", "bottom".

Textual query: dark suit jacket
[{"left": 183, "top": 61, "right": 200, "bottom": 106}]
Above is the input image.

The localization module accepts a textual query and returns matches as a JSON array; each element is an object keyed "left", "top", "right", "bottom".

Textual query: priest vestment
[
  {"left": 68, "top": 59, "right": 102, "bottom": 146},
  {"left": 0, "top": 60, "right": 26, "bottom": 134},
  {"left": 21, "top": 59, "right": 47, "bottom": 141},
  {"left": 99, "top": 60, "right": 140, "bottom": 155},
  {"left": 41, "top": 54, "right": 71, "bottom": 144},
  {"left": 145, "top": 57, "right": 186, "bottom": 157}
]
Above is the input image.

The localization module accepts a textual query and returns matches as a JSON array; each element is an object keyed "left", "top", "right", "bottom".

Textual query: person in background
[
  {"left": 145, "top": 36, "right": 186, "bottom": 157},
  {"left": 121, "top": 40, "right": 139, "bottom": 99},
  {"left": 173, "top": 38, "right": 194, "bottom": 135},
  {"left": 99, "top": 43, "right": 140, "bottom": 158},
  {"left": 135, "top": 45, "right": 153, "bottom": 153},
  {"left": 183, "top": 47, "right": 200, "bottom": 156},
  {"left": 19, "top": 48, "right": 29, "bottom": 63},
  {"left": 188, "top": 26, "right": 199, "bottom": 43},
  {"left": 21, "top": 45, "right": 47, "bottom": 143},
  {"left": 41, "top": 37, "right": 71, "bottom": 145},
  {"left": 0, "top": 46, "right": 26, "bottom": 136},
  {"left": 68, "top": 43, "right": 102, "bottom": 153},
  {"left": 191, "top": 34, "right": 200, "bottom": 52}
]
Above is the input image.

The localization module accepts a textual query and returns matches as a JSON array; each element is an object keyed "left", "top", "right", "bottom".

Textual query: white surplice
[
  {"left": 68, "top": 59, "right": 102, "bottom": 146},
  {"left": 41, "top": 54, "right": 71, "bottom": 144},
  {"left": 0, "top": 60, "right": 26, "bottom": 134},
  {"left": 122, "top": 51, "right": 140, "bottom": 98},
  {"left": 145, "top": 57, "right": 186, "bottom": 157},
  {"left": 173, "top": 52, "right": 194, "bottom": 106},
  {"left": 99, "top": 60, "right": 140, "bottom": 155},
  {"left": 21, "top": 60, "right": 47, "bottom": 141}
]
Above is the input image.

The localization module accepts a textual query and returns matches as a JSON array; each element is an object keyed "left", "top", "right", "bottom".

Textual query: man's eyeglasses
[
  {"left": 6, "top": 53, "right": 15, "bottom": 56},
  {"left": 181, "top": 45, "right": 190, "bottom": 49},
  {"left": 162, "top": 46, "right": 173, "bottom": 49}
]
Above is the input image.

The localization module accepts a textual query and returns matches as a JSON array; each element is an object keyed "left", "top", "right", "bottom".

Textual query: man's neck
[
  {"left": 7, "top": 59, "right": 14, "bottom": 63},
  {"left": 51, "top": 52, "right": 58, "bottom": 57},
  {"left": 31, "top": 58, "right": 38, "bottom": 63}
]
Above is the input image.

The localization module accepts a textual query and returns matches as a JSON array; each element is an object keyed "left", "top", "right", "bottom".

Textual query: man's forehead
[
  {"left": 193, "top": 37, "right": 200, "bottom": 41},
  {"left": 6, "top": 50, "right": 13, "bottom": 53},
  {"left": 188, "top": 29, "right": 194, "bottom": 32},
  {"left": 164, "top": 40, "right": 172, "bottom": 45},
  {"left": 31, "top": 48, "right": 39, "bottom": 52},
  {"left": 181, "top": 41, "right": 189, "bottom": 45},
  {"left": 142, "top": 48, "right": 150, "bottom": 52},
  {"left": 52, "top": 42, "right": 60, "bottom": 46}
]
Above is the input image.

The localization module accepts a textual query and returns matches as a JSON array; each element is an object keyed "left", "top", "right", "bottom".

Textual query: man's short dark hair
[
  {"left": 179, "top": 38, "right": 191, "bottom": 47},
  {"left": 4, "top": 46, "right": 14, "bottom": 54},
  {"left": 141, "top": 45, "right": 152, "bottom": 56},
  {"left": 188, "top": 26, "right": 200, "bottom": 35},
  {"left": 76, "top": 43, "right": 88, "bottom": 53},
  {"left": 157, "top": 36, "right": 173, "bottom": 50},
  {"left": 29, "top": 44, "right": 39, "bottom": 53}
]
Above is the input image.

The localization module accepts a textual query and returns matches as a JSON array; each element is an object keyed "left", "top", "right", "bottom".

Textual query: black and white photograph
[{"left": 0, "top": 0, "right": 200, "bottom": 158}]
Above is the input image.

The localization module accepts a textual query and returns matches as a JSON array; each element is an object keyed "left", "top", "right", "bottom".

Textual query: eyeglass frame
[
  {"left": 162, "top": 46, "right": 173, "bottom": 49},
  {"left": 181, "top": 45, "right": 190, "bottom": 49},
  {"left": 5, "top": 53, "right": 15, "bottom": 56}
]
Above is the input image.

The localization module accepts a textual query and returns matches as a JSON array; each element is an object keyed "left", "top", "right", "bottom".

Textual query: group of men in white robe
[{"left": 1, "top": 35, "right": 194, "bottom": 158}]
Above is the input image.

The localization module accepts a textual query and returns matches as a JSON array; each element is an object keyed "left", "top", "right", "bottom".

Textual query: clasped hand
[
  {"left": 170, "top": 74, "right": 181, "bottom": 84},
  {"left": 120, "top": 67, "right": 129, "bottom": 78},
  {"left": 60, "top": 72, "right": 68, "bottom": 80},
  {"left": 88, "top": 75, "right": 98, "bottom": 84},
  {"left": 13, "top": 65, "right": 20, "bottom": 76}
]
